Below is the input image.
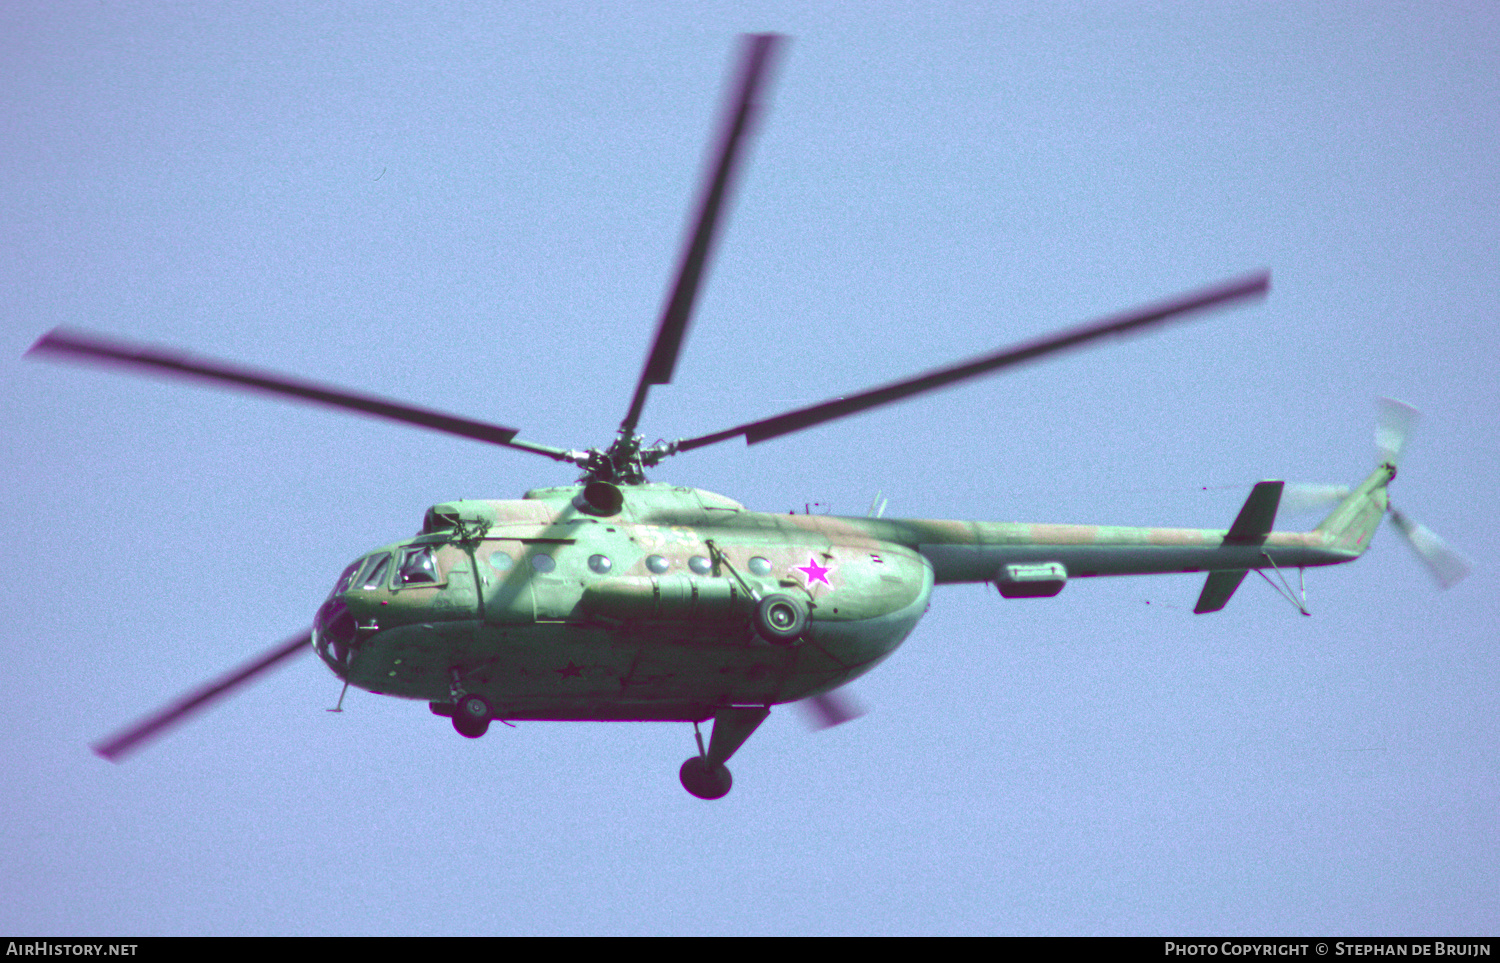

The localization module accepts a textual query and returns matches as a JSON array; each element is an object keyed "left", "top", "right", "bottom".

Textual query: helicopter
[{"left": 27, "top": 34, "right": 1468, "bottom": 800}]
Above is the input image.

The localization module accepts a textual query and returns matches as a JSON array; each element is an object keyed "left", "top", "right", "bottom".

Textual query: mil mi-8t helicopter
[{"left": 29, "top": 35, "right": 1468, "bottom": 799}]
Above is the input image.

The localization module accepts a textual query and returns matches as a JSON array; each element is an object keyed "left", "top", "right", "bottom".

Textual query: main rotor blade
[
  {"left": 797, "top": 689, "right": 866, "bottom": 730},
  {"left": 93, "top": 630, "right": 312, "bottom": 762},
  {"left": 29, "top": 329, "right": 573, "bottom": 461},
  {"left": 674, "top": 270, "right": 1270, "bottom": 453},
  {"left": 619, "top": 33, "right": 783, "bottom": 437}
]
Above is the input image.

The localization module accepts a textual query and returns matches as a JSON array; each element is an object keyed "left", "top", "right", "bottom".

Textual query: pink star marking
[{"left": 796, "top": 557, "right": 832, "bottom": 586}]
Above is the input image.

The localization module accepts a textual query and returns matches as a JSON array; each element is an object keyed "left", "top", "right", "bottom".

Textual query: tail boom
[
  {"left": 906, "top": 524, "right": 1358, "bottom": 584},
  {"left": 854, "top": 467, "right": 1396, "bottom": 586}
]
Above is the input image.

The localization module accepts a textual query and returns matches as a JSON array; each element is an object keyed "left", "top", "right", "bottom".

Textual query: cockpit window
[
  {"left": 331, "top": 559, "right": 363, "bottom": 599},
  {"left": 396, "top": 546, "right": 440, "bottom": 586},
  {"left": 359, "top": 553, "right": 392, "bottom": 591}
]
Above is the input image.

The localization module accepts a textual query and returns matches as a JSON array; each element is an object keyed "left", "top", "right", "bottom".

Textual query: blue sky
[{"left": 4, "top": 1, "right": 1497, "bottom": 935}]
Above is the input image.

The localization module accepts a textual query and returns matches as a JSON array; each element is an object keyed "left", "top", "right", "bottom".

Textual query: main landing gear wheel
[
  {"left": 453, "top": 693, "right": 491, "bottom": 739},
  {"left": 753, "top": 593, "right": 808, "bottom": 643},
  {"left": 679, "top": 756, "right": 733, "bottom": 800}
]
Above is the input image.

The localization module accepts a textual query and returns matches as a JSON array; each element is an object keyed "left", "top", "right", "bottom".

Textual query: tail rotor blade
[
  {"left": 1375, "top": 397, "right": 1420, "bottom": 465},
  {"left": 1281, "top": 483, "right": 1351, "bottom": 515},
  {"left": 1389, "top": 508, "right": 1471, "bottom": 589}
]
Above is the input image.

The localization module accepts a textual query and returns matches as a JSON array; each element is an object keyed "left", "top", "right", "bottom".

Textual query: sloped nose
[{"left": 313, "top": 598, "right": 357, "bottom": 670}]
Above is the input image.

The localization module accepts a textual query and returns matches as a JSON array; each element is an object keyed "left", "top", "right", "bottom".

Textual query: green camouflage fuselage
[{"left": 313, "top": 470, "right": 1388, "bottom": 722}]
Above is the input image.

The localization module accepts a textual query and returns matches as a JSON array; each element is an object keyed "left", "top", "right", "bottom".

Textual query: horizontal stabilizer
[
  {"left": 1195, "top": 570, "right": 1248, "bottom": 614},
  {"left": 1194, "top": 481, "right": 1282, "bottom": 613}
]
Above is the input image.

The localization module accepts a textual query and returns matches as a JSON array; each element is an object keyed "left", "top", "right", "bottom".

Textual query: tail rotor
[{"left": 1288, "top": 398, "right": 1468, "bottom": 590}]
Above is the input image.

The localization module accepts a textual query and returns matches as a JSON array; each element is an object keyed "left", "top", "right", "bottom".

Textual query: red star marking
[
  {"left": 796, "top": 557, "right": 832, "bottom": 586},
  {"left": 555, "top": 661, "right": 584, "bottom": 679}
]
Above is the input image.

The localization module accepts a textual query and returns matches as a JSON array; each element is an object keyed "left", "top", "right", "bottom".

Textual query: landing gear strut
[{"left": 679, "top": 706, "right": 768, "bottom": 800}]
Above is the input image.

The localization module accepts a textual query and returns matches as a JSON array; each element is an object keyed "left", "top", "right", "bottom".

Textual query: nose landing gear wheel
[
  {"left": 679, "top": 756, "right": 733, "bottom": 800},
  {"left": 453, "top": 693, "right": 491, "bottom": 739}
]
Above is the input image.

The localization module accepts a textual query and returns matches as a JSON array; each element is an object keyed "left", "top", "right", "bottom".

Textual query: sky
[{"left": 3, "top": 0, "right": 1497, "bottom": 936}]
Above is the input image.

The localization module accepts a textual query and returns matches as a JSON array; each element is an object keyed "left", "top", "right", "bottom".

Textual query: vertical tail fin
[
  {"left": 1193, "top": 480, "right": 1282, "bottom": 614},
  {"left": 1314, "top": 463, "right": 1396, "bottom": 555}
]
